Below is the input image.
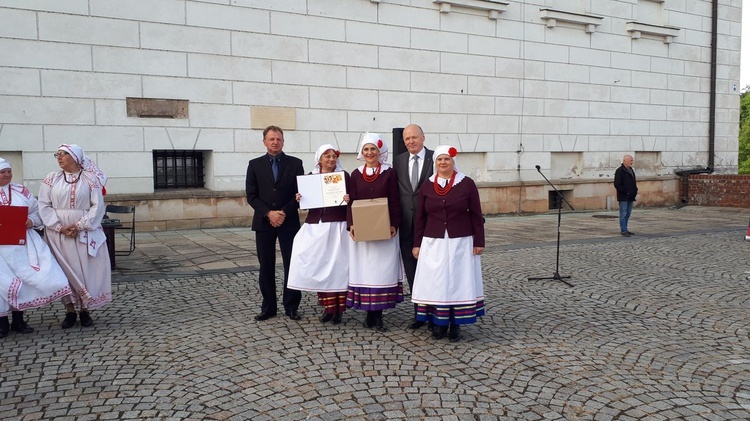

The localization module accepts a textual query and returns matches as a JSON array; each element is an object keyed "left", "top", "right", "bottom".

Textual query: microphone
[{"left": 535, "top": 165, "right": 541, "bottom": 170}]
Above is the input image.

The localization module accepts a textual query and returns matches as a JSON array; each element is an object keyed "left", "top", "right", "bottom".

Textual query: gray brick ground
[{"left": 2, "top": 207, "right": 750, "bottom": 419}]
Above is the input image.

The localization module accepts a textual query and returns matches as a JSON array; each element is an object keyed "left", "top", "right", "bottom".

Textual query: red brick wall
[{"left": 687, "top": 175, "right": 750, "bottom": 208}]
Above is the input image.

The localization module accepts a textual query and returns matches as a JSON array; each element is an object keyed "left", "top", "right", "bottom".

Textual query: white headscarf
[
  {"left": 430, "top": 145, "right": 465, "bottom": 186},
  {"left": 356, "top": 132, "right": 389, "bottom": 165},
  {"left": 312, "top": 144, "right": 343, "bottom": 175},
  {"left": 0, "top": 158, "right": 10, "bottom": 197},
  {"left": 57, "top": 144, "right": 108, "bottom": 187}
]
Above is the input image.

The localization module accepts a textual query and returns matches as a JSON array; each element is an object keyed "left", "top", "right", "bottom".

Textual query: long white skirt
[
  {"left": 411, "top": 233, "right": 484, "bottom": 306},
  {"left": 45, "top": 209, "right": 111, "bottom": 309},
  {"left": 348, "top": 234, "right": 402, "bottom": 288},
  {"left": 0, "top": 229, "right": 72, "bottom": 316},
  {"left": 288, "top": 221, "right": 350, "bottom": 292}
]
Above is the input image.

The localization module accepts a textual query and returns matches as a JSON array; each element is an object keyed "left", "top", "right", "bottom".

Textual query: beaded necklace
[
  {"left": 433, "top": 171, "right": 457, "bottom": 196},
  {"left": 361, "top": 163, "right": 381, "bottom": 183},
  {"left": 63, "top": 170, "right": 82, "bottom": 184}
]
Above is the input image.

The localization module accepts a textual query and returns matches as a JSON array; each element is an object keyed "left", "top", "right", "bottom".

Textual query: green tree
[{"left": 740, "top": 89, "right": 750, "bottom": 174}]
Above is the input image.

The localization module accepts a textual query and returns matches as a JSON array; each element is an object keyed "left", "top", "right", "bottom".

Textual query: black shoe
[
  {"left": 61, "top": 312, "right": 77, "bottom": 329},
  {"left": 448, "top": 324, "right": 461, "bottom": 342},
  {"left": 621, "top": 231, "right": 631, "bottom": 237},
  {"left": 0, "top": 316, "right": 9, "bottom": 338},
  {"left": 374, "top": 313, "right": 387, "bottom": 332},
  {"left": 79, "top": 311, "right": 93, "bottom": 327},
  {"left": 409, "top": 320, "right": 426, "bottom": 329},
  {"left": 332, "top": 312, "right": 342, "bottom": 324},
  {"left": 627, "top": 231, "right": 635, "bottom": 235},
  {"left": 363, "top": 311, "right": 375, "bottom": 328},
  {"left": 285, "top": 310, "right": 302, "bottom": 321},
  {"left": 254, "top": 312, "right": 277, "bottom": 321},
  {"left": 432, "top": 325, "right": 448, "bottom": 339},
  {"left": 10, "top": 311, "right": 33, "bottom": 334},
  {"left": 319, "top": 312, "right": 333, "bottom": 323}
]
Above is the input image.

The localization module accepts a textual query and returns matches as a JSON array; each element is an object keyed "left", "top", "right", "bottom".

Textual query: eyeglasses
[{"left": 53, "top": 152, "right": 69, "bottom": 158}]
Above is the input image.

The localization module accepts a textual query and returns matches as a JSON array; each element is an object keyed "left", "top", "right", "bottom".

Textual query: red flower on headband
[
  {"left": 377, "top": 139, "right": 383, "bottom": 149},
  {"left": 449, "top": 147, "right": 457, "bottom": 157},
  {"left": 335, "top": 150, "right": 340, "bottom": 157}
]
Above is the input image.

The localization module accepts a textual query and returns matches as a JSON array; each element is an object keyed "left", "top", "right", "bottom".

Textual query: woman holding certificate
[
  {"left": 411, "top": 146, "right": 485, "bottom": 342},
  {"left": 288, "top": 144, "right": 351, "bottom": 324},
  {"left": 346, "top": 132, "right": 403, "bottom": 332},
  {"left": 38, "top": 144, "right": 112, "bottom": 329},
  {"left": 0, "top": 158, "right": 71, "bottom": 338}
]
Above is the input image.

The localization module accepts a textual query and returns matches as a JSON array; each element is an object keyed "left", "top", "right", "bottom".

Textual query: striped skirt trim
[
  {"left": 346, "top": 284, "right": 404, "bottom": 310},
  {"left": 415, "top": 301, "right": 485, "bottom": 326},
  {"left": 317, "top": 292, "right": 347, "bottom": 314}
]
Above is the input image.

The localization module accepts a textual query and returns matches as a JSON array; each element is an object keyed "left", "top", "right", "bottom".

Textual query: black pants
[
  {"left": 255, "top": 228, "right": 300, "bottom": 315},
  {"left": 399, "top": 234, "right": 421, "bottom": 318},
  {"left": 399, "top": 234, "right": 418, "bottom": 291}
]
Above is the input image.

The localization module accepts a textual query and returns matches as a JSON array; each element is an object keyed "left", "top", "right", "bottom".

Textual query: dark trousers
[
  {"left": 399, "top": 234, "right": 417, "bottom": 291},
  {"left": 255, "top": 228, "right": 300, "bottom": 315},
  {"left": 399, "top": 234, "right": 420, "bottom": 319}
]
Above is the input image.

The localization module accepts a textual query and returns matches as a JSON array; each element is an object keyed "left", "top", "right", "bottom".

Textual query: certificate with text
[{"left": 297, "top": 171, "right": 347, "bottom": 209}]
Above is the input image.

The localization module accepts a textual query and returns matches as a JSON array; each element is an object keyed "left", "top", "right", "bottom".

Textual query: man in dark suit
[
  {"left": 394, "top": 124, "right": 434, "bottom": 329},
  {"left": 246, "top": 125, "right": 304, "bottom": 321}
]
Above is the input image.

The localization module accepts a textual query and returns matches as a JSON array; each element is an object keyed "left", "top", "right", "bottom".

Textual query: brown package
[{"left": 350, "top": 197, "right": 391, "bottom": 242}]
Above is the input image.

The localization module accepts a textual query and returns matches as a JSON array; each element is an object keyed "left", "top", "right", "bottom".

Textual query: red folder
[{"left": 0, "top": 206, "right": 28, "bottom": 245}]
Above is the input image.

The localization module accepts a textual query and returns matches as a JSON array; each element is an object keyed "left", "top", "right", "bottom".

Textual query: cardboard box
[{"left": 350, "top": 197, "right": 391, "bottom": 241}]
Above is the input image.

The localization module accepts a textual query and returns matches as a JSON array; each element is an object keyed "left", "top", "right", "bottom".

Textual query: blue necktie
[{"left": 272, "top": 157, "right": 279, "bottom": 182}]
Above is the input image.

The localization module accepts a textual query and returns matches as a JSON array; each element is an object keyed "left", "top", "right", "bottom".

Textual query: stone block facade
[{"left": 0, "top": 0, "right": 742, "bottom": 229}]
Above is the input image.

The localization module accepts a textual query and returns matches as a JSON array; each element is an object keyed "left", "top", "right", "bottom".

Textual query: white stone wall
[{"left": 0, "top": 0, "right": 741, "bottom": 197}]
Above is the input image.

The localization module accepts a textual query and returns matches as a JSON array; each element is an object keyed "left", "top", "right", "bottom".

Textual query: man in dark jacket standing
[
  {"left": 614, "top": 154, "right": 637, "bottom": 237},
  {"left": 246, "top": 125, "right": 304, "bottom": 321},
  {"left": 394, "top": 124, "right": 433, "bottom": 329}
]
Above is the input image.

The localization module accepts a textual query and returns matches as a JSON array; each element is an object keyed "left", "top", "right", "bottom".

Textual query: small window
[
  {"left": 549, "top": 189, "right": 573, "bottom": 210},
  {"left": 153, "top": 150, "right": 205, "bottom": 189}
]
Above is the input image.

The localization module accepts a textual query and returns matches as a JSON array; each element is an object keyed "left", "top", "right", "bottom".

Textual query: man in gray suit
[{"left": 394, "top": 124, "right": 434, "bottom": 329}]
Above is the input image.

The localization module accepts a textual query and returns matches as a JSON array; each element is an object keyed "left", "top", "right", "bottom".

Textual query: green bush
[{"left": 740, "top": 89, "right": 750, "bottom": 174}]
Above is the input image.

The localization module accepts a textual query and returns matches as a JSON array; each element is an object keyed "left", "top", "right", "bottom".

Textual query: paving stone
[{"left": 2, "top": 207, "right": 750, "bottom": 418}]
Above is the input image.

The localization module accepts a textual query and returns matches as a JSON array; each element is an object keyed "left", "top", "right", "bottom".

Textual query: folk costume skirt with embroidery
[
  {"left": 288, "top": 221, "right": 350, "bottom": 313},
  {"left": 0, "top": 228, "right": 72, "bottom": 316},
  {"left": 39, "top": 172, "right": 112, "bottom": 310},
  {"left": 346, "top": 234, "right": 403, "bottom": 310},
  {"left": 411, "top": 233, "right": 485, "bottom": 326}
]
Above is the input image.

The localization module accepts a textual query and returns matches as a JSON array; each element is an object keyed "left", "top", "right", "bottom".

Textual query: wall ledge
[
  {"left": 626, "top": 21, "right": 680, "bottom": 44},
  {"left": 539, "top": 8, "right": 603, "bottom": 33},
  {"left": 105, "top": 189, "right": 245, "bottom": 202},
  {"left": 476, "top": 174, "right": 677, "bottom": 188},
  {"left": 433, "top": 0, "right": 509, "bottom": 20}
]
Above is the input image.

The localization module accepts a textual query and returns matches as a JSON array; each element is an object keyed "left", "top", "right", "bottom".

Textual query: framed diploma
[
  {"left": 297, "top": 171, "right": 347, "bottom": 209},
  {"left": 0, "top": 205, "right": 28, "bottom": 245}
]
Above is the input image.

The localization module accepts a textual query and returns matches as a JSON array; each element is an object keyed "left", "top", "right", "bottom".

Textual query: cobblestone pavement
[{"left": 1, "top": 206, "right": 750, "bottom": 420}]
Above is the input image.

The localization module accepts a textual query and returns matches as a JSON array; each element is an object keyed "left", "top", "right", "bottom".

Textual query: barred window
[{"left": 153, "top": 150, "right": 205, "bottom": 189}]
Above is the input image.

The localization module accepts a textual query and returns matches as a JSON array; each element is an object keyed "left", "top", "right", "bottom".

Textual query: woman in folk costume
[
  {"left": 288, "top": 144, "right": 351, "bottom": 325},
  {"left": 38, "top": 144, "right": 112, "bottom": 329},
  {"left": 411, "top": 145, "right": 485, "bottom": 342},
  {"left": 0, "top": 158, "right": 72, "bottom": 338},
  {"left": 346, "top": 132, "right": 403, "bottom": 332}
]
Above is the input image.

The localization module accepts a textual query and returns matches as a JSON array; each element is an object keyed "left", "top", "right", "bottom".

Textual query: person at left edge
[
  {"left": 246, "top": 125, "right": 304, "bottom": 321},
  {"left": 0, "top": 157, "right": 72, "bottom": 338}
]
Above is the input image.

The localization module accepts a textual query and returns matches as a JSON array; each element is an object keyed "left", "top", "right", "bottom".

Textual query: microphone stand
[{"left": 528, "top": 165, "right": 574, "bottom": 287}]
